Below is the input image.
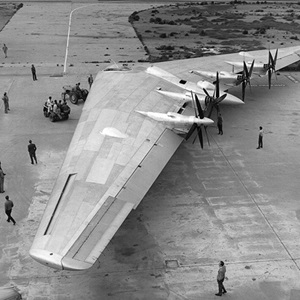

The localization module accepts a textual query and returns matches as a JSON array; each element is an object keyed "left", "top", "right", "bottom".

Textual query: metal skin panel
[
  {"left": 29, "top": 66, "right": 185, "bottom": 270},
  {"left": 117, "top": 129, "right": 183, "bottom": 208}
]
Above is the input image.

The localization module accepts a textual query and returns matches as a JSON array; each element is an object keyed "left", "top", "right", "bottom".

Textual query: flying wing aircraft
[{"left": 30, "top": 45, "right": 300, "bottom": 271}]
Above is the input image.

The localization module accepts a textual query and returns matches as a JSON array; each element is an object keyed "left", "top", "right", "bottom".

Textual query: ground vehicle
[
  {"left": 0, "top": 286, "right": 22, "bottom": 299},
  {"left": 61, "top": 84, "right": 88, "bottom": 104},
  {"left": 43, "top": 102, "right": 71, "bottom": 122}
]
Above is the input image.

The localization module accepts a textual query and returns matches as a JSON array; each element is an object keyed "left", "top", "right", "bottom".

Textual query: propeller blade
[
  {"left": 243, "top": 61, "right": 250, "bottom": 79},
  {"left": 195, "top": 94, "right": 204, "bottom": 119},
  {"left": 274, "top": 49, "right": 278, "bottom": 63},
  {"left": 215, "top": 72, "right": 220, "bottom": 98},
  {"left": 216, "top": 94, "right": 227, "bottom": 105},
  {"left": 203, "top": 88, "right": 210, "bottom": 98},
  {"left": 268, "top": 68, "right": 272, "bottom": 89},
  {"left": 242, "top": 61, "right": 251, "bottom": 101},
  {"left": 207, "top": 103, "right": 215, "bottom": 119},
  {"left": 190, "top": 91, "right": 198, "bottom": 118},
  {"left": 269, "top": 49, "right": 278, "bottom": 69},
  {"left": 185, "top": 123, "right": 197, "bottom": 141},
  {"left": 196, "top": 126, "right": 203, "bottom": 149},
  {"left": 249, "top": 59, "right": 255, "bottom": 77},
  {"left": 269, "top": 50, "right": 272, "bottom": 65},
  {"left": 273, "top": 49, "right": 278, "bottom": 81},
  {"left": 248, "top": 60, "right": 254, "bottom": 92},
  {"left": 242, "top": 80, "right": 246, "bottom": 102}
]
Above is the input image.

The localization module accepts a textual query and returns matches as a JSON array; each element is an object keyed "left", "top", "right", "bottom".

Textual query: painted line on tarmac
[{"left": 286, "top": 75, "right": 299, "bottom": 83}]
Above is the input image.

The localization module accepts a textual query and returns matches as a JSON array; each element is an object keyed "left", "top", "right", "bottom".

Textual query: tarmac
[{"left": 1, "top": 1, "right": 300, "bottom": 300}]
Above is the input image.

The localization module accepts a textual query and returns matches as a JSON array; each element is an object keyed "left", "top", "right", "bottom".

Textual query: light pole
[{"left": 63, "top": 4, "right": 98, "bottom": 74}]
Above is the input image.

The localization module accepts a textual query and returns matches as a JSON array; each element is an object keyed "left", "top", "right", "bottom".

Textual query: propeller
[
  {"left": 203, "top": 72, "right": 227, "bottom": 118},
  {"left": 267, "top": 49, "right": 278, "bottom": 89},
  {"left": 241, "top": 60, "right": 254, "bottom": 101},
  {"left": 185, "top": 92, "right": 210, "bottom": 149}
]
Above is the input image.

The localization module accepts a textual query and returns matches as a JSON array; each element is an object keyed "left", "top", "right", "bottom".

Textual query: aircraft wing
[
  {"left": 30, "top": 66, "right": 185, "bottom": 270},
  {"left": 237, "top": 46, "right": 300, "bottom": 70}
]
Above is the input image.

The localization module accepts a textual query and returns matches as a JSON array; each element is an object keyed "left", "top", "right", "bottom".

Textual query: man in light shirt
[
  {"left": 257, "top": 126, "right": 264, "bottom": 149},
  {"left": 215, "top": 261, "right": 227, "bottom": 296}
]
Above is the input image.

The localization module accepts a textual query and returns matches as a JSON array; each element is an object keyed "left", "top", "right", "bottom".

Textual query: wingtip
[
  {"left": 29, "top": 248, "right": 63, "bottom": 270},
  {"left": 29, "top": 248, "right": 93, "bottom": 271}
]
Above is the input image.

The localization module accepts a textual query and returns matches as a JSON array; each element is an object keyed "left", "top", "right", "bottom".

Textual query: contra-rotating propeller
[
  {"left": 240, "top": 60, "right": 254, "bottom": 101},
  {"left": 203, "top": 72, "right": 227, "bottom": 118},
  {"left": 267, "top": 49, "right": 278, "bottom": 89},
  {"left": 185, "top": 92, "right": 211, "bottom": 149}
]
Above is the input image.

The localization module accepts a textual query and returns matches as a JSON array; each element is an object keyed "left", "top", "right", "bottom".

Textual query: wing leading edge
[{"left": 29, "top": 67, "right": 184, "bottom": 270}]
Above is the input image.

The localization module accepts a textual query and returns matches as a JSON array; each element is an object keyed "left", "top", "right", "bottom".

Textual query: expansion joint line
[{"left": 209, "top": 133, "right": 300, "bottom": 271}]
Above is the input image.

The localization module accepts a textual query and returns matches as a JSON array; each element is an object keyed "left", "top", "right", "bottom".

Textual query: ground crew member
[
  {"left": 5, "top": 195, "right": 16, "bottom": 225},
  {"left": 28, "top": 140, "right": 37, "bottom": 164}
]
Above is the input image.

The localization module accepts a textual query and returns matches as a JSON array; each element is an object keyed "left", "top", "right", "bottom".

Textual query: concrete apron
[{"left": 0, "top": 1, "right": 300, "bottom": 300}]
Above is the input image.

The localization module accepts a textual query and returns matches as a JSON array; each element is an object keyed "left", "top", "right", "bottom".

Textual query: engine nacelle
[{"left": 197, "top": 80, "right": 215, "bottom": 90}]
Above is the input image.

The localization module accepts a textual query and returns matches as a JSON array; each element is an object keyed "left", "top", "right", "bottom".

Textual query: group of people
[
  {"left": 0, "top": 140, "right": 37, "bottom": 226},
  {"left": 45, "top": 96, "right": 70, "bottom": 117}
]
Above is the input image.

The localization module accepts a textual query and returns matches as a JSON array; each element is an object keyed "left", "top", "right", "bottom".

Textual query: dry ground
[
  {"left": 130, "top": 1, "right": 300, "bottom": 63},
  {"left": 0, "top": 3, "right": 21, "bottom": 32}
]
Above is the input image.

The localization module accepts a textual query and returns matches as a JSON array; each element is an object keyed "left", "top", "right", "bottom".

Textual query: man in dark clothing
[
  {"left": 28, "top": 140, "right": 37, "bottom": 164},
  {"left": 2, "top": 92, "right": 9, "bottom": 113},
  {"left": 256, "top": 126, "right": 264, "bottom": 149},
  {"left": 215, "top": 261, "right": 227, "bottom": 296},
  {"left": 88, "top": 74, "right": 93, "bottom": 89},
  {"left": 31, "top": 64, "right": 37, "bottom": 81},
  {"left": 5, "top": 195, "right": 16, "bottom": 225},
  {"left": 217, "top": 113, "right": 223, "bottom": 135},
  {"left": 2, "top": 44, "right": 7, "bottom": 58}
]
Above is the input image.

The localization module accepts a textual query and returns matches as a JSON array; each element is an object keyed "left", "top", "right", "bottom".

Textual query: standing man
[
  {"left": 215, "top": 261, "right": 227, "bottom": 296},
  {"left": 0, "top": 168, "right": 5, "bottom": 193},
  {"left": 4, "top": 195, "right": 16, "bottom": 225},
  {"left": 2, "top": 44, "right": 7, "bottom": 58},
  {"left": 28, "top": 140, "right": 37, "bottom": 164},
  {"left": 88, "top": 74, "right": 93, "bottom": 89},
  {"left": 2, "top": 92, "right": 9, "bottom": 113},
  {"left": 217, "top": 113, "right": 223, "bottom": 135},
  {"left": 31, "top": 64, "right": 37, "bottom": 81},
  {"left": 256, "top": 126, "right": 264, "bottom": 149}
]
